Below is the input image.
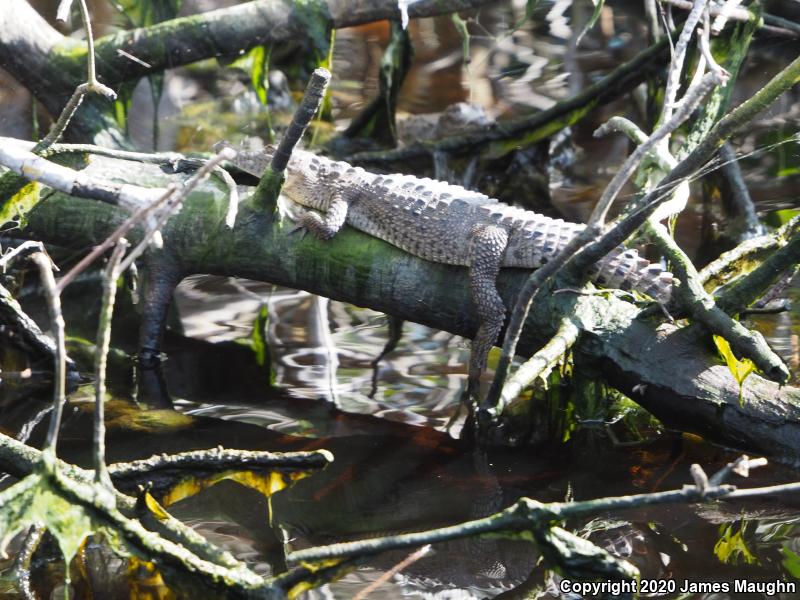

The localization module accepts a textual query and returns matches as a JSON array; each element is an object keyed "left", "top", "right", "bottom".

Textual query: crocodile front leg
[
  {"left": 291, "top": 192, "right": 349, "bottom": 240},
  {"left": 467, "top": 224, "right": 509, "bottom": 396}
]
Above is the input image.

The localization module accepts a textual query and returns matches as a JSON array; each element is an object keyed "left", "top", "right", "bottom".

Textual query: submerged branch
[
  {"left": 716, "top": 216, "right": 800, "bottom": 313},
  {"left": 347, "top": 37, "right": 669, "bottom": 164},
  {"left": 288, "top": 458, "right": 793, "bottom": 563},
  {"left": 108, "top": 447, "right": 333, "bottom": 481},
  {"left": 252, "top": 68, "right": 331, "bottom": 210}
]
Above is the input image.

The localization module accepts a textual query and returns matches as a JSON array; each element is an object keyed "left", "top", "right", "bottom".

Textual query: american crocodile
[{"left": 226, "top": 145, "right": 674, "bottom": 389}]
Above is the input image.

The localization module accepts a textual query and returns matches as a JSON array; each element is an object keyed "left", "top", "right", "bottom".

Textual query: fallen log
[{"left": 21, "top": 154, "right": 800, "bottom": 463}]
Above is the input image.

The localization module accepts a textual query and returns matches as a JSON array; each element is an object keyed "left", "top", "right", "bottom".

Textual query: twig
[
  {"left": 93, "top": 239, "right": 129, "bottom": 490},
  {"left": 0, "top": 137, "right": 168, "bottom": 214},
  {"left": 483, "top": 231, "right": 589, "bottom": 408},
  {"left": 271, "top": 68, "right": 331, "bottom": 174},
  {"left": 645, "top": 220, "right": 788, "bottom": 381},
  {"left": 54, "top": 183, "right": 173, "bottom": 293},
  {"left": 697, "top": 24, "right": 726, "bottom": 80},
  {"left": 107, "top": 447, "right": 333, "bottom": 480},
  {"left": 29, "top": 252, "right": 66, "bottom": 470},
  {"left": 657, "top": 0, "right": 708, "bottom": 128},
  {"left": 698, "top": 225, "right": 788, "bottom": 291},
  {"left": 116, "top": 148, "right": 236, "bottom": 273},
  {"left": 288, "top": 457, "right": 795, "bottom": 564},
  {"left": 352, "top": 545, "right": 431, "bottom": 600},
  {"left": 716, "top": 220, "right": 800, "bottom": 314},
  {"left": 699, "top": 245, "right": 768, "bottom": 291},
  {"left": 53, "top": 147, "right": 236, "bottom": 292},
  {"left": 0, "top": 241, "right": 47, "bottom": 272},
  {"left": 590, "top": 70, "right": 723, "bottom": 226},
  {"left": 492, "top": 315, "right": 580, "bottom": 414},
  {"left": 40, "top": 144, "right": 238, "bottom": 226},
  {"left": 485, "top": 54, "right": 723, "bottom": 408},
  {"left": 660, "top": 0, "right": 800, "bottom": 38},
  {"left": 571, "top": 53, "right": 800, "bottom": 282},
  {"left": 711, "top": 0, "right": 745, "bottom": 35},
  {"left": 12, "top": 523, "right": 45, "bottom": 600},
  {"left": 718, "top": 143, "right": 763, "bottom": 240},
  {"left": 740, "top": 302, "right": 790, "bottom": 316},
  {"left": 561, "top": 55, "right": 800, "bottom": 386},
  {"left": 35, "top": 0, "right": 116, "bottom": 152},
  {"left": 253, "top": 68, "right": 331, "bottom": 210},
  {"left": 708, "top": 455, "right": 768, "bottom": 487}
]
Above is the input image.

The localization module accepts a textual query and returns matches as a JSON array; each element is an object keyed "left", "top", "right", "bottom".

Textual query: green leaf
[
  {"left": 0, "top": 473, "right": 99, "bottom": 565},
  {"left": 781, "top": 547, "right": 800, "bottom": 579},
  {"left": 293, "top": 0, "right": 332, "bottom": 59},
  {"left": 513, "top": 0, "right": 542, "bottom": 30},
  {"left": 110, "top": 0, "right": 183, "bottom": 28},
  {"left": 250, "top": 46, "right": 271, "bottom": 106},
  {"left": 109, "top": 0, "right": 183, "bottom": 139},
  {"left": 714, "top": 522, "right": 758, "bottom": 565},
  {"left": 451, "top": 13, "right": 470, "bottom": 64},
  {"left": 713, "top": 335, "right": 756, "bottom": 403},
  {"left": 0, "top": 179, "right": 40, "bottom": 229},
  {"left": 251, "top": 304, "right": 270, "bottom": 368},
  {"left": 765, "top": 208, "right": 799, "bottom": 227},
  {"left": 113, "top": 82, "right": 136, "bottom": 133},
  {"left": 576, "top": 0, "right": 605, "bottom": 46}
]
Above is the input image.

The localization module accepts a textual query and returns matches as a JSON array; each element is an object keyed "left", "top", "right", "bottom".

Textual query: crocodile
[{"left": 225, "top": 144, "right": 675, "bottom": 391}]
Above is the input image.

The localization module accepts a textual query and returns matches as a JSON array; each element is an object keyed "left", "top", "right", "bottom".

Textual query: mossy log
[{"left": 21, "top": 154, "right": 800, "bottom": 463}]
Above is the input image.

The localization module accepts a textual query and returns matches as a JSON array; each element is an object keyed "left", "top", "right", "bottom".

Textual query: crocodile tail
[{"left": 588, "top": 246, "right": 674, "bottom": 303}]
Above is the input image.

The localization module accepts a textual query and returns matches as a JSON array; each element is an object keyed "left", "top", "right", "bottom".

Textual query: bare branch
[{"left": 93, "top": 239, "right": 129, "bottom": 490}]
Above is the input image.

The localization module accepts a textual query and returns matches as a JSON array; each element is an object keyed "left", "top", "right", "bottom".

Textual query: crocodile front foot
[{"left": 286, "top": 194, "right": 349, "bottom": 241}]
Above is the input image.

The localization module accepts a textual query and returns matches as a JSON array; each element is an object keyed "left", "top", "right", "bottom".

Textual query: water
[{"left": 1, "top": 0, "right": 799, "bottom": 598}]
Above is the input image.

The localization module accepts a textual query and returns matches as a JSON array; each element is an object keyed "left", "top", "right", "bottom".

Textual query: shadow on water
[
  {"left": 0, "top": 0, "right": 799, "bottom": 598},
  {"left": 3, "top": 277, "right": 800, "bottom": 597}
]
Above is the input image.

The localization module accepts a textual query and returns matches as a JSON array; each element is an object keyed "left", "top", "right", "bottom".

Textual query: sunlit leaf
[
  {"left": 765, "top": 208, "right": 799, "bottom": 227},
  {"left": 250, "top": 304, "right": 271, "bottom": 367},
  {"left": 781, "top": 547, "right": 800, "bottom": 578},
  {"left": 0, "top": 179, "right": 40, "bottom": 229},
  {"left": 713, "top": 335, "right": 756, "bottom": 404},
  {"left": 714, "top": 522, "right": 759, "bottom": 565},
  {"left": 157, "top": 468, "right": 316, "bottom": 507}
]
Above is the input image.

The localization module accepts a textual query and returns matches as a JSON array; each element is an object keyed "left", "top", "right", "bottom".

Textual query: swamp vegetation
[{"left": 0, "top": 0, "right": 799, "bottom": 597}]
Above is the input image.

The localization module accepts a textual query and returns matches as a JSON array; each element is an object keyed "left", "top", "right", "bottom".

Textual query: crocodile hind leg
[
  {"left": 467, "top": 224, "right": 509, "bottom": 397},
  {"left": 290, "top": 192, "right": 348, "bottom": 240}
]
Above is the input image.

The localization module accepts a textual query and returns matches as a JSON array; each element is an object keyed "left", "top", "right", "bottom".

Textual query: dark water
[{"left": 1, "top": 1, "right": 800, "bottom": 598}]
